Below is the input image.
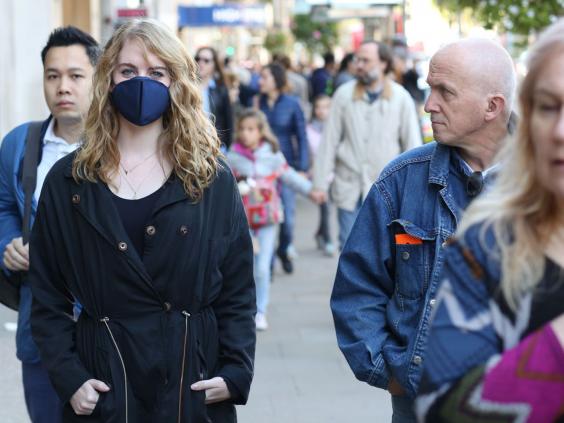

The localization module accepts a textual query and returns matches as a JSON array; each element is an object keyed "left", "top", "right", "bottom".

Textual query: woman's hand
[
  {"left": 70, "top": 379, "right": 110, "bottom": 415},
  {"left": 191, "top": 376, "right": 231, "bottom": 404},
  {"left": 551, "top": 313, "right": 564, "bottom": 349}
]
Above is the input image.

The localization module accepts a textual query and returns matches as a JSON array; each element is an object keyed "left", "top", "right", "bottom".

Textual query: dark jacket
[
  {"left": 29, "top": 153, "right": 256, "bottom": 423},
  {"left": 0, "top": 117, "right": 50, "bottom": 364},
  {"left": 209, "top": 83, "right": 234, "bottom": 148},
  {"left": 259, "top": 94, "right": 309, "bottom": 172}
]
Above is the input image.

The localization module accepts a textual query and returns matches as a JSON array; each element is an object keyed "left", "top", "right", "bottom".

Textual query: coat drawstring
[
  {"left": 178, "top": 311, "right": 191, "bottom": 423},
  {"left": 100, "top": 317, "right": 128, "bottom": 423}
]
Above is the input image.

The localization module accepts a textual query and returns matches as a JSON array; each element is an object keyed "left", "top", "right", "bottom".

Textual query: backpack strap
[{"left": 21, "top": 121, "right": 43, "bottom": 244}]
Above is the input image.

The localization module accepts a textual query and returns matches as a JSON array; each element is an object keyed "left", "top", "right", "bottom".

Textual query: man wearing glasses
[
  {"left": 328, "top": 38, "right": 516, "bottom": 422},
  {"left": 312, "top": 41, "right": 422, "bottom": 251}
]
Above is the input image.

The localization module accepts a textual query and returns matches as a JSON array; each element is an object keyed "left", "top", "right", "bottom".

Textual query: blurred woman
[
  {"left": 29, "top": 19, "right": 255, "bottom": 423},
  {"left": 258, "top": 63, "right": 309, "bottom": 273},
  {"left": 307, "top": 94, "right": 335, "bottom": 256},
  {"left": 417, "top": 19, "right": 564, "bottom": 422},
  {"left": 195, "top": 46, "right": 233, "bottom": 149}
]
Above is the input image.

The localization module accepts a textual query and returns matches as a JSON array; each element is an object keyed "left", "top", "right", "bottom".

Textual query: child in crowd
[
  {"left": 307, "top": 94, "right": 335, "bottom": 256},
  {"left": 227, "top": 109, "right": 317, "bottom": 331}
]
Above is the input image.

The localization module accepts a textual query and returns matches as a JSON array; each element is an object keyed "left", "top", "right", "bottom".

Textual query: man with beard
[{"left": 312, "top": 41, "right": 421, "bottom": 249}]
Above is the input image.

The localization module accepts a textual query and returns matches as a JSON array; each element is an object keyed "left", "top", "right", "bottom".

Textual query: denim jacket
[
  {"left": 0, "top": 119, "right": 49, "bottom": 363},
  {"left": 330, "top": 142, "right": 478, "bottom": 398}
]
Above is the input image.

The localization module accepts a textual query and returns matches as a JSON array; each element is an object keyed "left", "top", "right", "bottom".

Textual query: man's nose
[
  {"left": 424, "top": 91, "right": 438, "bottom": 113},
  {"left": 555, "top": 107, "right": 564, "bottom": 144},
  {"left": 57, "top": 75, "right": 71, "bottom": 94}
]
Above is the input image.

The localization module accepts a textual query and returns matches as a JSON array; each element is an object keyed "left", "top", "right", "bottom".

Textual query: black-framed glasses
[
  {"left": 466, "top": 171, "right": 484, "bottom": 197},
  {"left": 195, "top": 56, "right": 212, "bottom": 64}
]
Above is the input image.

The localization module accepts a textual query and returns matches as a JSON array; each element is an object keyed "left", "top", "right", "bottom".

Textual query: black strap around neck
[{"left": 21, "top": 121, "right": 43, "bottom": 244}]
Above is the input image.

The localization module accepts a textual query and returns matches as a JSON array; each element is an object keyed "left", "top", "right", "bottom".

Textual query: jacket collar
[
  {"left": 428, "top": 142, "right": 471, "bottom": 187},
  {"left": 65, "top": 161, "right": 190, "bottom": 291},
  {"left": 353, "top": 77, "right": 393, "bottom": 102}
]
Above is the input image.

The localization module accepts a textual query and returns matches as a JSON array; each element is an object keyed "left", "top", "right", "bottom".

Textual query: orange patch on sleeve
[{"left": 395, "top": 234, "right": 423, "bottom": 245}]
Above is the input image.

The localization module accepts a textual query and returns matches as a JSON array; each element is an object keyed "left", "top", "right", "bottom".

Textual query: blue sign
[{"left": 178, "top": 4, "right": 267, "bottom": 28}]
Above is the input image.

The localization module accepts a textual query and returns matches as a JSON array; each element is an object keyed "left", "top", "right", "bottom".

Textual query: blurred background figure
[
  {"left": 275, "top": 54, "right": 311, "bottom": 119},
  {"left": 228, "top": 109, "right": 317, "bottom": 331},
  {"left": 195, "top": 46, "right": 233, "bottom": 149},
  {"left": 307, "top": 94, "right": 335, "bottom": 257},
  {"left": 334, "top": 52, "right": 356, "bottom": 91},
  {"left": 258, "top": 63, "right": 309, "bottom": 274},
  {"left": 310, "top": 52, "right": 336, "bottom": 99}
]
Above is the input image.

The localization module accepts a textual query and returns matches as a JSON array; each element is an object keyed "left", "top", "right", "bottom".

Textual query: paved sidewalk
[
  {"left": 0, "top": 197, "right": 392, "bottom": 422},
  {"left": 237, "top": 197, "right": 391, "bottom": 422}
]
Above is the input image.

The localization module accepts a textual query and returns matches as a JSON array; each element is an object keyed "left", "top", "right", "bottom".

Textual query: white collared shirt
[{"left": 34, "top": 119, "right": 80, "bottom": 201}]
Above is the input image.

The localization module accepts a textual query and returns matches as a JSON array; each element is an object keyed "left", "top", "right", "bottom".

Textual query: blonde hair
[
  {"left": 457, "top": 18, "right": 564, "bottom": 309},
  {"left": 235, "top": 108, "right": 279, "bottom": 153},
  {"left": 72, "top": 19, "right": 221, "bottom": 201}
]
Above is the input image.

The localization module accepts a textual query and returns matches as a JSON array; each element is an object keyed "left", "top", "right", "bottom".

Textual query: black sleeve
[
  {"left": 213, "top": 171, "right": 256, "bottom": 404},
  {"left": 221, "top": 87, "right": 234, "bottom": 149},
  {"left": 29, "top": 175, "right": 92, "bottom": 403}
]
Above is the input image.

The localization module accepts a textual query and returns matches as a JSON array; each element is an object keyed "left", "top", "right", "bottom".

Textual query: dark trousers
[
  {"left": 277, "top": 182, "right": 296, "bottom": 255},
  {"left": 22, "top": 361, "right": 63, "bottom": 423},
  {"left": 316, "top": 202, "right": 332, "bottom": 243}
]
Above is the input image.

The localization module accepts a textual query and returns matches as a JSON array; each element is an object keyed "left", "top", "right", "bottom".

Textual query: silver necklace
[
  {"left": 120, "top": 150, "right": 158, "bottom": 175},
  {"left": 120, "top": 159, "right": 159, "bottom": 199}
]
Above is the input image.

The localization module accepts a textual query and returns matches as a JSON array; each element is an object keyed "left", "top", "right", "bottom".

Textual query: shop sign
[{"left": 178, "top": 4, "right": 266, "bottom": 28}]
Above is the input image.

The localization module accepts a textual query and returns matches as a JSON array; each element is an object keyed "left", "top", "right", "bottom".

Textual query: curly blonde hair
[
  {"left": 72, "top": 19, "right": 221, "bottom": 201},
  {"left": 457, "top": 18, "right": 564, "bottom": 309}
]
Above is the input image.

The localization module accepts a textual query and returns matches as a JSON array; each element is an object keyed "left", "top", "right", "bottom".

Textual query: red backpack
[{"left": 241, "top": 173, "right": 284, "bottom": 229}]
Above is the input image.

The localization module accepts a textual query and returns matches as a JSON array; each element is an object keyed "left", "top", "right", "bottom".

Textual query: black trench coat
[{"left": 29, "top": 153, "right": 256, "bottom": 423}]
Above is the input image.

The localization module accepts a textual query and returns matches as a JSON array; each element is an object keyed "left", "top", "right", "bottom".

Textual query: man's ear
[{"left": 484, "top": 94, "right": 505, "bottom": 122}]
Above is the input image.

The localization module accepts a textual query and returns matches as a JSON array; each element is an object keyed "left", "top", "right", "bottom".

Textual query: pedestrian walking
[
  {"left": 312, "top": 41, "right": 422, "bottom": 250},
  {"left": 417, "top": 19, "right": 564, "bottom": 422},
  {"left": 227, "top": 109, "right": 319, "bottom": 331},
  {"left": 0, "top": 26, "right": 100, "bottom": 423},
  {"left": 28, "top": 19, "right": 255, "bottom": 423},
  {"left": 258, "top": 63, "right": 309, "bottom": 274},
  {"left": 330, "top": 38, "right": 516, "bottom": 422},
  {"left": 310, "top": 52, "right": 336, "bottom": 98},
  {"left": 195, "top": 46, "right": 234, "bottom": 149},
  {"left": 334, "top": 53, "right": 356, "bottom": 90},
  {"left": 307, "top": 94, "right": 335, "bottom": 256}
]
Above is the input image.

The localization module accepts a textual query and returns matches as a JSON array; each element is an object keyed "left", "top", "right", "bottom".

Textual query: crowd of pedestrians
[{"left": 0, "top": 13, "right": 563, "bottom": 423}]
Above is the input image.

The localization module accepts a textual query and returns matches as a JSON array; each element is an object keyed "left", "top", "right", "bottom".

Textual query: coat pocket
[{"left": 390, "top": 219, "right": 436, "bottom": 300}]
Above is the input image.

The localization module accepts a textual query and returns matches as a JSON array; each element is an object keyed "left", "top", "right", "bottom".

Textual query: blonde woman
[
  {"left": 28, "top": 19, "right": 255, "bottom": 423},
  {"left": 416, "top": 19, "right": 564, "bottom": 422}
]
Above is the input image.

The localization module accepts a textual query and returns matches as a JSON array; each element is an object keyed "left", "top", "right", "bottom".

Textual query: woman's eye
[
  {"left": 121, "top": 69, "right": 134, "bottom": 77},
  {"left": 538, "top": 103, "right": 559, "bottom": 112},
  {"left": 150, "top": 71, "right": 165, "bottom": 78}
]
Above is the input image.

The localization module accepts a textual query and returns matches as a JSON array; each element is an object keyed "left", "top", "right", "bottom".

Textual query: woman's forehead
[{"left": 117, "top": 38, "right": 166, "bottom": 68}]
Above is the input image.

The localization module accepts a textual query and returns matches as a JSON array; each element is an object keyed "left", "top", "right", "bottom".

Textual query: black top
[
  {"left": 111, "top": 187, "right": 164, "bottom": 257},
  {"left": 526, "top": 256, "right": 564, "bottom": 336}
]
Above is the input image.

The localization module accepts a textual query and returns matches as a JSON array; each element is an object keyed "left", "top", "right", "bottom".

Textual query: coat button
[
  {"left": 178, "top": 225, "right": 189, "bottom": 236},
  {"left": 163, "top": 302, "right": 172, "bottom": 312},
  {"left": 146, "top": 225, "right": 156, "bottom": 236},
  {"left": 72, "top": 194, "right": 80, "bottom": 204},
  {"left": 401, "top": 251, "right": 410, "bottom": 261},
  {"left": 413, "top": 355, "right": 422, "bottom": 365},
  {"left": 429, "top": 298, "right": 437, "bottom": 308},
  {"left": 118, "top": 241, "right": 128, "bottom": 251}
]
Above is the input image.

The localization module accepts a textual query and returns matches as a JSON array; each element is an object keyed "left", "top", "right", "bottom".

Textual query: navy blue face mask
[{"left": 111, "top": 77, "right": 171, "bottom": 126}]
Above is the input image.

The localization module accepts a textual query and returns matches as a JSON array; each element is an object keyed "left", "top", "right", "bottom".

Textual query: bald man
[{"left": 330, "top": 38, "right": 515, "bottom": 423}]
